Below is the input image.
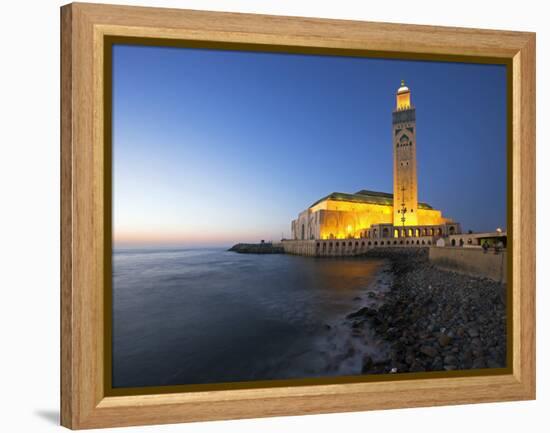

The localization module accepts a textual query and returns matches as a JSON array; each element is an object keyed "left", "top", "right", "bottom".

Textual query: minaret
[{"left": 392, "top": 80, "right": 418, "bottom": 227}]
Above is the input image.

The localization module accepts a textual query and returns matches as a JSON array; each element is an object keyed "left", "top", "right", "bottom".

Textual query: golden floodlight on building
[{"left": 288, "top": 81, "right": 460, "bottom": 253}]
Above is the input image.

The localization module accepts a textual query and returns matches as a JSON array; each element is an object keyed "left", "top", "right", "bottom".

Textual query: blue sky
[{"left": 112, "top": 44, "right": 507, "bottom": 247}]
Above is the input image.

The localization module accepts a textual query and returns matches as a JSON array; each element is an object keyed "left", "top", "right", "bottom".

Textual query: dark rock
[
  {"left": 444, "top": 354, "right": 458, "bottom": 365},
  {"left": 431, "top": 357, "right": 444, "bottom": 371},
  {"left": 362, "top": 355, "right": 374, "bottom": 373},
  {"left": 487, "top": 359, "right": 504, "bottom": 369},
  {"left": 409, "top": 360, "right": 426, "bottom": 372},
  {"left": 347, "top": 307, "right": 376, "bottom": 319},
  {"left": 387, "top": 327, "right": 400, "bottom": 339},
  {"left": 470, "top": 338, "right": 482, "bottom": 348},
  {"left": 420, "top": 345, "right": 438, "bottom": 358},
  {"left": 373, "top": 357, "right": 391, "bottom": 366},
  {"left": 467, "top": 328, "right": 480, "bottom": 338},
  {"left": 438, "top": 334, "right": 452, "bottom": 347},
  {"left": 472, "top": 357, "right": 487, "bottom": 369}
]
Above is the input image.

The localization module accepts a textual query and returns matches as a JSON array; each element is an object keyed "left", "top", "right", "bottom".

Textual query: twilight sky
[{"left": 112, "top": 44, "right": 507, "bottom": 248}]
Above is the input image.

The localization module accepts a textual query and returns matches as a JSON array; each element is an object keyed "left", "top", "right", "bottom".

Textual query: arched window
[
  {"left": 374, "top": 241, "right": 378, "bottom": 246},
  {"left": 368, "top": 241, "right": 372, "bottom": 246},
  {"left": 382, "top": 227, "right": 389, "bottom": 238},
  {"left": 381, "top": 241, "right": 384, "bottom": 246},
  {"left": 451, "top": 239, "right": 456, "bottom": 246},
  {"left": 394, "top": 229, "right": 399, "bottom": 238}
]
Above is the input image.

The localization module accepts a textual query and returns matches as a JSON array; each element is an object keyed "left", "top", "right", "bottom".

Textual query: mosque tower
[{"left": 392, "top": 80, "right": 418, "bottom": 227}]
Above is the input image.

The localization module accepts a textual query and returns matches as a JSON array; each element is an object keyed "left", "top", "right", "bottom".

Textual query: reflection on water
[{"left": 112, "top": 248, "right": 387, "bottom": 388}]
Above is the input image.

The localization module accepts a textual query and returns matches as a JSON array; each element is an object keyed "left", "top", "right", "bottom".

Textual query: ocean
[{"left": 112, "top": 248, "right": 388, "bottom": 388}]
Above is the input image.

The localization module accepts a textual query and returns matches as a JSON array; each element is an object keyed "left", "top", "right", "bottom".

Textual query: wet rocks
[
  {"left": 347, "top": 306, "right": 376, "bottom": 319},
  {"left": 438, "top": 334, "right": 452, "bottom": 347},
  {"left": 362, "top": 355, "right": 374, "bottom": 372},
  {"left": 420, "top": 345, "right": 438, "bottom": 358},
  {"left": 467, "top": 328, "right": 480, "bottom": 338},
  {"left": 352, "top": 248, "right": 507, "bottom": 375}
]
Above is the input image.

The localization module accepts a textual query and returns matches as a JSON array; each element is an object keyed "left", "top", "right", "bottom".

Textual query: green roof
[{"left": 309, "top": 189, "right": 433, "bottom": 210}]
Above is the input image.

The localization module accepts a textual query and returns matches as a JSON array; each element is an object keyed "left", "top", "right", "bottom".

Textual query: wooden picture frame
[{"left": 60, "top": 2, "right": 536, "bottom": 429}]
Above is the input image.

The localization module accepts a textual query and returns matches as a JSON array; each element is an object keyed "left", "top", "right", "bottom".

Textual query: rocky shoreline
[{"left": 346, "top": 248, "right": 507, "bottom": 374}]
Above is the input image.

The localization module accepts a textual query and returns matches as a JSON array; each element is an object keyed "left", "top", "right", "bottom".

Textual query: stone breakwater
[
  {"left": 347, "top": 248, "right": 507, "bottom": 374},
  {"left": 228, "top": 243, "right": 285, "bottom": 254}
]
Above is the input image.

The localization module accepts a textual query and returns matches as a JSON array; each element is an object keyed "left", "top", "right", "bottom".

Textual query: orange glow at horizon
[{"left": 113, "top": 229, "right": 277, "bottom": 247}]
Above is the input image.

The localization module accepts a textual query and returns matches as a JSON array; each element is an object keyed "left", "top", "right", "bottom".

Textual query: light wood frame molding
[{"left": 60, "top": 2, "right": 535, "bottom": 429}]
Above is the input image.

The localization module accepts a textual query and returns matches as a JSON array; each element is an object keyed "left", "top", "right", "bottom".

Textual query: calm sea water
[{"left": 112, "top": 248, "right": 388, "bottom": 388}]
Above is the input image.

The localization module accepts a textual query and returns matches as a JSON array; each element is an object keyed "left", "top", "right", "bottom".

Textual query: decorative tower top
[{"left": 396, "top": 80, "right": 412, "bottom": 111}]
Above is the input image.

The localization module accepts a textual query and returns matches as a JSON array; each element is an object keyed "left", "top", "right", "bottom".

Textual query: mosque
[{"left": 286, "top": 81, "right": 461, "bottom": 255}]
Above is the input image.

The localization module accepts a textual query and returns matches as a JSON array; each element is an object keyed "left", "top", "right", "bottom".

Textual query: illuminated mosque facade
[{"left": 289, "top": 81, "right": 461, "bottom": 251}]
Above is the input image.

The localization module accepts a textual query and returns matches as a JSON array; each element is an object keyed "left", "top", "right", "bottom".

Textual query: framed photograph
[{"left": 60, "top": 2, "right": 535, "bottom": 429}]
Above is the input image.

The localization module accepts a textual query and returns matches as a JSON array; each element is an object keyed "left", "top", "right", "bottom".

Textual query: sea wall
[
  {"left": 282, "top": 237, "right": 436, "bottom": 257},
  {"left": 428, "top": 246, "right": 507, "bottom": 283},
  {"left": 281, "top": 240, "right": 319, "bottom": 256}
]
